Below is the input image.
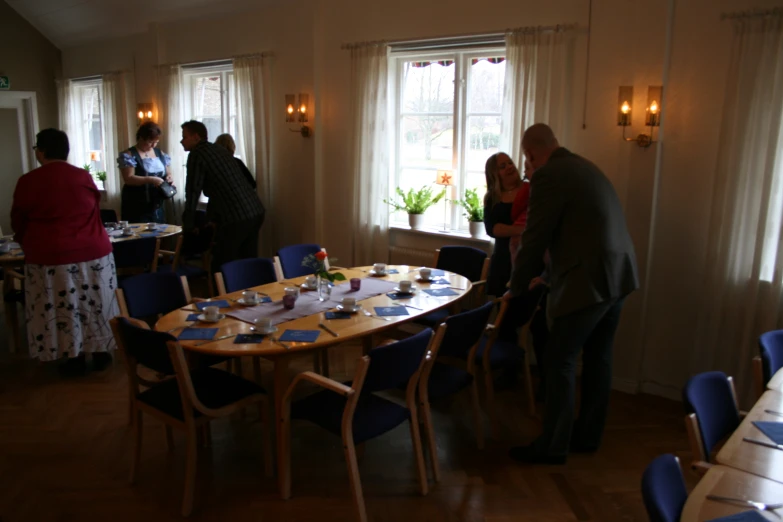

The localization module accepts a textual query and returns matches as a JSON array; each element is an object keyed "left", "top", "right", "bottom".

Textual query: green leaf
[
  {"left": 451, "top": 188, "right": 486, "bottom": 222},
  {"left": 331, "top": 273, "right": 347, "bottom": 281},
  {"left": 383, "top": 185, "right": 447, "bottom": 214}
]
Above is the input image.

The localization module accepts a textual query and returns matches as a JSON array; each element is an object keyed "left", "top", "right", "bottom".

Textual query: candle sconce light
[
  {"left": 618, "top": 85, "right": 662, "bottom": 149},
  {"left": 137, "top": 103, "right": 154, "bottom": 125},
  {"left": 285, "top": 93, "right": 311, "bottom": 137}
]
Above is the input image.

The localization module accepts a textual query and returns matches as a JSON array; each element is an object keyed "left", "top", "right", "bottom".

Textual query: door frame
[{"left": 0, "top": 90, "right": 40, "bottom": 172}]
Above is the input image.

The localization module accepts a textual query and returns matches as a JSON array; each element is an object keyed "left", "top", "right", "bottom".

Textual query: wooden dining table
[
  {"left": 767, "top": 366, "right": 783, "bottom": 392},
  {"left": 154, "top": 265, "right": 472, "bottom": 496},
  {"left": 681, "top": 464, "right": 783, "bottom": 521},
  {"left": 716, "top": 389, "right": 783, "bottom": 483}
]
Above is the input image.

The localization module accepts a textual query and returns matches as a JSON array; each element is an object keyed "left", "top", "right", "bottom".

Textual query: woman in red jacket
[{"left": 11, "top": 128, "right": 118, "bottom": 371}]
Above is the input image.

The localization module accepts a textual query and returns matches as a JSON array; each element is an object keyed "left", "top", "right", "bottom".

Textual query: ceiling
[{"left": 6, "top": 0, "right": 280, "bottom": 48}]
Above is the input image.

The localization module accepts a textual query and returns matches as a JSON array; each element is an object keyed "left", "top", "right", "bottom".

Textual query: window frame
[
  {"left": 72, "top": 78, "right": 106, "bottom": 190},
  {"left": 181, "top": 63, "right": 236, "bottom": 140}
]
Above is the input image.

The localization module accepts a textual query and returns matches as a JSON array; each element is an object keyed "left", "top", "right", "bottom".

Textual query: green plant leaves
[
  {"left": 451, "top": 188, "right": 485, "bottom": 222},
  {"left": 383, "top": 185, "right": 446, "bottom": 214}
]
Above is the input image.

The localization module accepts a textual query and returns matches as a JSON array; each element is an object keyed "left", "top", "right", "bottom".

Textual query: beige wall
[
  {"left": 0, "top": 0, "right": 61, "bottom": 128},
  {"left": 59, "top": 0, "right": 783, "bottom": 401}
]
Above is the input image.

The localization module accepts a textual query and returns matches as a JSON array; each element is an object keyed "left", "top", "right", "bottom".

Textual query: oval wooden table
[
  {"left": 767, "top": 367, "right": 783, "bottom": 392},
  {"left": 681, "top": 465, "right": 783, "bottom": 521},
  {"left": 108, "top": 223, "right": 182, "bottom": 243},
  {"left": 155, "top": 265, "right": 472, "bottom": 496}
]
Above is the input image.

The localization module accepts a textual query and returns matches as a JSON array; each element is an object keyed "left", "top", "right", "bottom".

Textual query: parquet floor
[{"left": 0, "top": 300, "right": 695, "bottom": 522}]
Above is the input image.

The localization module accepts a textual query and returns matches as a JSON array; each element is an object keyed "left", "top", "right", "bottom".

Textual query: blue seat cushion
[
  {"left": 137, "top": 367, "right": 265, "bottom": 421},
  {"left": 474, "top": 335, "right": 524, "bottom": 369},
  {"left": 292, "top": 386, "right": 411, "bottom": 445},
  {"left": 427, "top": 362, "right": 473, "bottom": 401},
  {"left": 415, "top": 308, "right": 450, "bottom": 328}
]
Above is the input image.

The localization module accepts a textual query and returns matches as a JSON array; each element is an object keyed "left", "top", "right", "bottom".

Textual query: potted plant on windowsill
[
  {"left": 452, "top": 188, "right": 485, "bottom": 238},
  {"left": 384, "top": 186, "right": 445, "bottom": 230}
]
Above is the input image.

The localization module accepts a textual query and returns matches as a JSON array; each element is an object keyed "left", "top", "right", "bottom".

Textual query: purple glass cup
[
  {"left": 350, "top": 278, "right": 361, "bottom": 291},
  {"left": 283, "top": 294, "right": 296, "bottom": 310}
]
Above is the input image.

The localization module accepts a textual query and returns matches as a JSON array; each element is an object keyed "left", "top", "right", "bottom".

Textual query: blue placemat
[
  {"left": 752, "top": 421, "right": 783, "bottom": 444},
  {"left": 186, "top": 313, "right": 200, "bottom": 321},
  {"left": 423, "top": 288, "right": 459, "bottom": 297},
  {"left": 325, "top": 311, "right": 352, "bottom": 319},
  {"left": 178, "top": 327, "right": 218, "bottom": 341},
  {"left": 195, "top": 300, "right": 230, "bottom": 310},
  {"left": 234, "top": 334, "right": 266, "bottom": 344},
  {"left": 707, "top": 511, "right": 770, "bottom": 521},
  {"left": 279, "top": 330, "right": 321, "bottom": 343},
  {"left": 387, "top": 292, "right": 415, "bottom": 300},
  {"left": 374, "top": 306, "right": 410, "bottom": 317}
]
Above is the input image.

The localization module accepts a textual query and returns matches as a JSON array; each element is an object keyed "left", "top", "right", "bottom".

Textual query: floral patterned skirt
[{"left": 24, "top": 252, "right": 119, "bottom": 361}]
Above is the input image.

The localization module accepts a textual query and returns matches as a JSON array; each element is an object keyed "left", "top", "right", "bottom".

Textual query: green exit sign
[{"left": 0, "top": 76, "right": 9, "bottom": 90}]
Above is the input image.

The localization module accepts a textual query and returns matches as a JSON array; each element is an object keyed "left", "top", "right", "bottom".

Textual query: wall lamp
[
  {"left": 617, "top": 86, "right": 662, "bottom": 149},
  {"left": 137, "top": 103, "right": 154, "bottom": 125},
  {"left": 286, "top": 93, "right": 311, "bottom": 137}
]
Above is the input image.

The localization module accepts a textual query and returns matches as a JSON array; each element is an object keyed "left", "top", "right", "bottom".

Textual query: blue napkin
[
  {"left": 195, "top": 300, "right": 230, "bottom": 310},
  {"left": 234, "top": 334, "right": 266, "bottom": 344},
  {"left": 387, "top": 292, "right": 414, "bottom": 300},
  {"left": 186, "top": 313, "right": 200, "bottom": 321},
  {"left": 752, "top": 421, "right": 783, "bottom": 445},
  {"left": 178, "top": 328, "right": 218, "bottom": 341},
  {"left": 423, "top": 288, "right": 458, "bottom": 297},
  {"left": 325, "top": 311, "right": 352, "bottom": 319},
  {"left": 707, "top": 511, "right": 770, "bottom": 521},
  {"left": 374, "top": 306, "right": 410, "bottom": 317},
  {"left": 279, "top": 330, "right": 321, "bottom": 342}
]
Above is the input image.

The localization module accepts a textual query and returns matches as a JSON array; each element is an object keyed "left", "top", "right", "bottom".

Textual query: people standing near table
[
  {"left": 180, "top": 121, "right": 265, "bottom": 271},
  {"left": 11, "top": 128, "right": 119, "bottom": 372},
  {"left": 214, "top": 133, "right": 258, "bottom": 191},
  {"left": 117, "top": 121, "right": 175, "bottom": 223}
]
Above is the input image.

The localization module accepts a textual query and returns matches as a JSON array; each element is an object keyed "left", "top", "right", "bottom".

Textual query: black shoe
[
  {"left": 58, "top": 355, "right": 87, "bottom": 376},
  {"left": 508, "top": 445, "right": 567, "bottom": 465},
  {"left": 92, "top": 352, "right": 113, "bottom": 371}
]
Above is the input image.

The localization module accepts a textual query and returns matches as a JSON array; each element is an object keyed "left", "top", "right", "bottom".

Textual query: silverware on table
[
  {"left": 401, "top": 304, "right": 423, "bottom": 310},
  {"left": 764, "top": 409, "right": 783, "bottom": 417},
  {"left": 707, "top": 494, "right": 783, "bottom": 511},
  {"left": 166, "top": 323, "right": 193, "bottom": 333},
  {"left": 743, "top": 437, "right": 783, "bottom": 451},
  {"left": 195, "top": 334, "right": 236, "bottom": 346},
  {"left": 363, "top": 310, "right": 391, "bottom": 322},
  {"left": 318, "top": 322, "right": 339, "bottom": 337}
]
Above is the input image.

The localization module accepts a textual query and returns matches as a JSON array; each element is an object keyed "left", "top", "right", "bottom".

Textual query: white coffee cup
[
  {"left": 284, "top": 287, "right": 300, "bottom": 297},
  {"left": 373, "top": 262, "right": 387, "bottom": 274},
  {"left": 255, "top": 317, "right": 272, "bottom": 330},
  {"left": 146, "top": 222, "right": 156, "bottom": 230},
  {"left": 398, "top": 280, "right": 413, "bottom": 293},
  {"left": 119, "top": 220, "right": 129, "bottom": 228},
  {"left": 419, "top": 268, "right": 432, "bottom": 280},
  {"left": 242, "top": 290, "right": 258, "bottom": 304},
  {"left": 123, "top": 226, "right": 133, "bottom": 235},
  {"left": 204, "top": 305, "right": 220, "bottom": 321},
  {"left": 341, "top": 297, "right": 357, "bottom": 309},
  {"left": 305, "top": 275, "right": 317, "bottom": 288}
]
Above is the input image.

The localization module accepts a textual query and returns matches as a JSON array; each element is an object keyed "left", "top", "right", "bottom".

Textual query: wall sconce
[
  {"left": 436, "top": 170, "right": 453, "bottom": 233},
  {"left": 137, "top": 103, "right": 154, "bottom": 125},
  {"left": 286, "top": 93, "right": 311, "bottom": 137},
  {"left": 617, "top": 86, "right": 662, "bottom": 149}
]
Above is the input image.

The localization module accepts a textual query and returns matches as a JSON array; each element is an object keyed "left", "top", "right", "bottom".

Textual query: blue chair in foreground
[
  {"left": 641, "top": 454, "right": 688, "bottom": 522},
  {"left": 274, "top": 243, "right": 323, "bottom": 279},
  {"left": 215, "top": 257, "right": 278, "bottom": 295},
  {"left": 281, "top": 328, "right": 439, "bottom": 522},
  {"left": 756, "top": 330, "right": 783, "bottom": 398},
  {"left": 682, "top": 371, "right": 742, "bottom": 474},
  {"left": 110, "top": 317, "right": 272, "bottom": 517}
]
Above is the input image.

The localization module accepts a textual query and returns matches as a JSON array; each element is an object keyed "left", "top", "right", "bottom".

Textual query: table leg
[
  {"left": 274, "top": 354, "right": 292, "bottom": 498},
  {"left": 362, "top": 335, "right": 374, "bottom": 356}
]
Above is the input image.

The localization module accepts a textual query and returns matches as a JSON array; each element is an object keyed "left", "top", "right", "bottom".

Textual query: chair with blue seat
[
  {"left": 159, "top": 226, "right": 215, "bottom": 297},
  {"left": 215, "top": 257, "right": 278, "bottom": 295},
  {"left": 274, "top": 243, "right": 326, "bottom": 279},
  {"left": 110, "top": 317, "right": 272, "bottom": 517},
  {"left": 112, "top": 236, "right": 160, "bottom": 277},
  {"left": 100, "top": 208, "right": 118, "bottom": 223},
  {"left": 682, "top": 371, "right": 742, "bottom": 474},
  {"left": 756, "top": 330, "right": 783, "bottom": 398},
  {"left": 419, "top": 300, "right": 495, "bottom": 455},
  {"left": 280, "top": 328, "right": 440, "bottom": 522},
  {"left": 641, "top": 454, "right": 688, "bottom": 522}
]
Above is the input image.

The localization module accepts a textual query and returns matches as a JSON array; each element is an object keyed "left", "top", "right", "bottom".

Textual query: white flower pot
[
  {"left": 408, "top": 213, "right": 425, "bottom": 230},
  {"left": 469, "top": 221, "right": 484, "bottom": 238}
]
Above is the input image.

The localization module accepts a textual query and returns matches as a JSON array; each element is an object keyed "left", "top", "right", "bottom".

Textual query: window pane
[
  {"left": 400, "top": 115, "right": 453, "bottom": 168},
  {"left": 468, "top": 58, "right": 505, "bottom": 113},
  {"left": 192, "top": 75, "right": 222, "bottom": 141},
  {"left": 228, "top": 72, "right": 237, "bottom": 138},
  {"left": 402, "top": 61, "right": 454, "bottom": 114},
  {"left": 465, "top": 115, "right": 501, "bottom": 172}
]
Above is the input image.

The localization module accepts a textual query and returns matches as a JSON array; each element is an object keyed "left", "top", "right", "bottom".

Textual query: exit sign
[{"left": 0, "top": 76, "right": 9, "bottom": 90}]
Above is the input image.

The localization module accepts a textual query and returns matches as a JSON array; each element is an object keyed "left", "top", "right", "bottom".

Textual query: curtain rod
[
  {"left": 157, "top": 52, "right": 271, "bottom": 69},
  {"left": 65, "top": 70, "right": 127, "bottom": 82},
  {"left": 721, "top": 7, "right": 782, "bottom": 20}
]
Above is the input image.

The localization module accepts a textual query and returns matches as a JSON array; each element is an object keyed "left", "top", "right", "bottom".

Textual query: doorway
[{"left": 0, "top": 91, "right": 39, "bottom": 235}]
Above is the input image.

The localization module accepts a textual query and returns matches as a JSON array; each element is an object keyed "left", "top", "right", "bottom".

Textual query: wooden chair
[
  {"left": 273, "top": 244, "right": 345, "bottom": 281},
  {"left": 157, "top": 235, "right": 183, "bottom": 273},
  {"left": 113, "top": 236, "right": 160, "bottom": 278},
  {"left": 215, "top": 257, "right": 278, "bottom": 295},
  {"left": 753, "top": 356, "right": 765, "bottom": 399},
  {"left": 174, "top": 224, "right": 216, "bottom": 297},
  {"left": 641, "top": 454, "right": 688, "bottom": 522},
  {"left": 110, "top": 317, "right": 272, "bottom": 517},
  {"left": 758, "top": 330, "right": 783, "bottom": 393},
  {"left": 280, "top": 328, "right": 440, "bottom": 522}
]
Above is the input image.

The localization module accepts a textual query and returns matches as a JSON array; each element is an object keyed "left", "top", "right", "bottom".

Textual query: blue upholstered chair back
[
  {"left": 277, "top": 244, "right": 322, "bottom": 278},
  {"left": 362, "top": 329, "right": 433, "bottom": 393},
  {"left": 100, "top": 209, "right": 118, "bottom": 223},
  {"left": 115, "top": 317, "right": 176, "bottom": 375},
  {"left": 436, "top": 246, "right": 487, "bottom": 282},
  {"left": 221, "top": 258, "right": 277, "bottom": 293},
  {"left": 113, "top": 236, "right": 158, "bottom": 270},
  {"left": 439, "top": 301, "right": 494, "bottom": 359},
  {"left": 119, "top": 272, "right": 188, "bottom": 318},
  {"left": 682, "top": 371, "right": 740, "bottom": 459},
  {"left": 641, "top": 454, "right": 687, "bottom": 522},
  {"left": 759, "top": 330, "right": 783, "bottom": 385}
]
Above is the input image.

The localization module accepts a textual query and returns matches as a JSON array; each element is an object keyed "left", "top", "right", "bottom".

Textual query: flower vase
[{"left": 318, "top": 275, "right": 331, "bottom": 301}]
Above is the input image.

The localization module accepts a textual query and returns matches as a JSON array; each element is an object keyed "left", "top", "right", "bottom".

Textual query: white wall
[{"left": 59, "top": 0, "right": 783, "bottom": 401}]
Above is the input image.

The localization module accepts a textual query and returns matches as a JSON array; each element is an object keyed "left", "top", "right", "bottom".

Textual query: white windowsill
[{"left": 389, "top": 224, "right": 492, "bottom": 246}]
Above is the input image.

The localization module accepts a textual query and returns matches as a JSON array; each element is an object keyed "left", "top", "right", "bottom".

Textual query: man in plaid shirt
[{"left": 180, "top": 120, "right": 265, "bottom": 270}]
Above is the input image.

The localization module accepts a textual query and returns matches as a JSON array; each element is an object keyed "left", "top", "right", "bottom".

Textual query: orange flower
[{"left": 315, "top": 251, "right": 327, "bottom": 261}]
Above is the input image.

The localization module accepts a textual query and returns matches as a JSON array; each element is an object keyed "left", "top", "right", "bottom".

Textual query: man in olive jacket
[{"left": 505, "top": 123, "right": 639, "bottom": 464}]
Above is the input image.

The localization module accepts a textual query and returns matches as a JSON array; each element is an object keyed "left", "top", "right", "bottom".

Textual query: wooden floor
[{"left": 0, "top": 301, "right": 696, "bottom": 521}]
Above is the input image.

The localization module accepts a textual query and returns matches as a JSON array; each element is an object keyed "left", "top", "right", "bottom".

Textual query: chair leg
[
  {"left": 252, "top": 357, "right": 262, "bottom": 384},
  {"left": 470, "top": 380, "right": 485, "bottom": 450},
  {"left": 234, "top": 357, "right": 243, "bottom": 378},
  {"left": 281, "top": 405, "right": 293, "bottom": 499},
  {"left": 343, "top": 435, "right": 368, "bottom": 522},
  {"left": 321, "top": 349, "right": 330, "bottom": 378},
  {"left": 522, "top": 352, "right": 536, "bottom": 417},
  {"left": 408, "top": 406, "right": 429, "bottom": 495},
  {"left": 182, "top": 423, "right": 198, "bottom": 517},
  {"left": 129, "top": 407, "right": 143, "bottom": 484},
  {"left": 312, "top": 352, "right": 321, "bottom": 374},
  {"left": 419, "top": 400, "right": 440, "bottom": 483},
  {"left": 166, "top": 425, "right": 175, "bottom": 452},
  {"left": 484, "top": 368, "right": 500, "bottom": 440},
  {"left": 259, "top": 402, "right": 273, "bottom": 478}
]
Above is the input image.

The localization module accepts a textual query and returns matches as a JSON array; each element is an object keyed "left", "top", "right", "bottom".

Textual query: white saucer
[
  {"left": 416, "top": 276, "right": 433, "bottom": 282},
  {"left": 336, "top": 304, "right": 362, "bottom": 313},
  {"left": 197, "top": 313, "right": 225, "bottom": 323},
  {"left": 393, "top": 286, "right": 417, "bottom": 295},
  {"left": 368, "top": 269, "right": 388, "bottom": 277},
  {"left": 252, "top": 326, "right": 277, "bottom": 335},
  {"left": 300, "top": 283, "right": 318, "bottom": 291},
  {"left": 237, "top": 298, "right": 262, "bottom": 306}
]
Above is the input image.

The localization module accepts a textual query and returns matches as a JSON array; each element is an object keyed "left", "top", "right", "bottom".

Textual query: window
[
  {"left": 182, "top": 64, "right": 236, "bottom": 142},
  {"left": 73, "top": 79, "right": 107, "bottom": 190},
  {"left": 391, "top": 48, "right": 506, "bottom": 231}
]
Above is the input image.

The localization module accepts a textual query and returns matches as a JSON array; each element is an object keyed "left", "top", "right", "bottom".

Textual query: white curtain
[
  {"left": 233, "top": 54, "right": 273, "bottom": 255},
  {"left": 694, "top": 12, "right": 783, "bottom": 406},
  {"left": 56, "top": 79, "right": 88, "bottom": 170},
  {"left": 157, "top": 64, "right": 186, "bottom": 224},
  {"left": 500, "top": 26, "right": 576, "bottom": 160},
  {"left": 101, "top": 71, "right": 130, "bottom": 213},
  {"left": 349, "top": 44, "right": 390, "bottom": 266}
]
